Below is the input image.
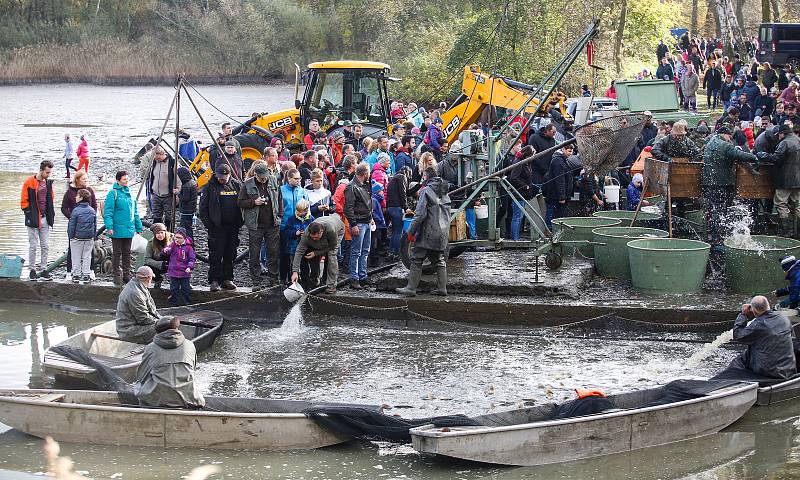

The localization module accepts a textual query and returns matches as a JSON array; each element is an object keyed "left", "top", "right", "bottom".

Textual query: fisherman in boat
[
  {"left": 134, "top": 316, "right": 205, "bottom": 409},
  {"left": 727, "top": 295, "right": 797, "bottom": 380},
  {"left": 115, "top": 266, "right": 162, "bottom": 344}
]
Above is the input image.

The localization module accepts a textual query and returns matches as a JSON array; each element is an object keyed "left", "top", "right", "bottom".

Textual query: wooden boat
[
  {"left": 410, "top": 381, "right": 758, "bottom": 466},
  {"left": 42, "top": 310, "right": 224, "bottom": 386},
  {"left": 0, "top": 389, "right": 358, "bottom": 450}
]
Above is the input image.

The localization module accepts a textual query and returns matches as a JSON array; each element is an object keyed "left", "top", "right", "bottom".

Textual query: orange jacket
[
  {"left": 575, "top": 388, "right": 606, "bottom": 399},
  {"left": 21, "top": 175, "right": 55, "bottom": 228}
]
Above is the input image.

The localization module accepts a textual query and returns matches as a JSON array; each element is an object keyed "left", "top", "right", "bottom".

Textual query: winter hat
[
  {"left": 224, "top": 139, "right": 236, "bottom": 147},
  {"left": 781, "top": 255, "right": 797, "bottom": 271},
  {"left": 150, "top": 223, "right": 167, "bottom": 234},
  {"left": 411, "top": 127, "right": 421, "bottom": 135},
  {"left": 174, "top": 227, "right": 188, "bottom": 238},
  {"left": 696, "top": 124, "right": 710, "bottom": 135},
  {"left": 377, "top": 152, "right": 391, "bottom": 164},
  {"left": 371, "top": 180, "right": 384, "bottom": 194},
  {"left": 215, "top": 163, "right": 231, "bottom": 175},
  {"left": 632, "top": 173, "right": 644, "bottom": 186},
  {"left": 741, "top": 121, "right": 750, "bottom": 129},
  {"left": 753, "top": 116, "right": 762, "bottom": 125}
]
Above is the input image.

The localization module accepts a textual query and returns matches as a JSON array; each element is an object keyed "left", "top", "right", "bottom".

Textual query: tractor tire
[{"left": 234, "top": 132, "right": 271, "bottom": 171}]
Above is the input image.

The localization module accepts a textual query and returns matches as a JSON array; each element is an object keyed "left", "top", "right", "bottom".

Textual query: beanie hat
[
  {"left": 174, "top": 227, "right": 188, "bottom": 238},
  {"left": 150, "top": 223, "right": 167, "bottom": 234},
  {"left": 781, "top": 255, "right": 796, "bottom": 271}
]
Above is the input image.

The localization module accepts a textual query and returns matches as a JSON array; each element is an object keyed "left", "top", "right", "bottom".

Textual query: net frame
[{"left": 574, "top": 113, "right": 647, "bottom": 174}]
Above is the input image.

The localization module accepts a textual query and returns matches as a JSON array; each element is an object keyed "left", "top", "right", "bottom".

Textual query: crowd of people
[{"left": 19, "top": 29, "right": 800, "bottom": 298}]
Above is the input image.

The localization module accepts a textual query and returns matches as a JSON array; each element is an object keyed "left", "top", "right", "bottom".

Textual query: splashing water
[
  {"left": 273, "top": 302, "right": 306, "bottom": 339},
  {"left": 725, "top": 201, "right": 764, "bottom": 250},
  {"left": 685, "top": 329, "right": 734, "bottom": 368}
]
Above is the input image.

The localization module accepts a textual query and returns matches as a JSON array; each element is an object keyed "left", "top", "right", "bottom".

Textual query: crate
[
  {"left": 0, "top": 254, "right": 24, "bottom": 278},
  {"left": 449, "top": 210, "right": 467, "bottom": 242},
  {"left": 669, "top": 157, "right": 702, "bottom": 198},
  {"left": 736, "top": 164, "right": 774, "bottom": 199}
]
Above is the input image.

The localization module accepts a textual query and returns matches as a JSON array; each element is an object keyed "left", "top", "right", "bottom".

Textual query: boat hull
[
  {"left": 0, "top": 389, "right": 349, "bottom": 450},
  {"left": 410, "top": 382, "right": 758, "bottom": 466},
  {"left": 42, "top": 311, "right": 223, "bottom": 386},
  {"left": 756, "top": 376, "right": 800, "bottom": 406}
]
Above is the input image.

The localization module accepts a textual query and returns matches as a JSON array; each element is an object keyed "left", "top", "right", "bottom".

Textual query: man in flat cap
[{"left": 115, "top": 266, "right": 162, "bottom": 344}]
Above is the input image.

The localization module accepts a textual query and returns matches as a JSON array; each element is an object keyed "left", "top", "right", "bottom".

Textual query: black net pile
[
  {"left": 646, "top": 379, "right": 743, "bottom": 406},
  {"left": 302, "top": 405, "right": 480, "bottom": 443},
  {"left": 51, "top": 345, "right": 137, "bottom": 404},
  {"left": 574, "top": 113, "right": 647, "bottom": 174}
]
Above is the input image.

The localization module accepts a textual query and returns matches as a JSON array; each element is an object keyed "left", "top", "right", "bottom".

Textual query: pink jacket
[
  {"left": 371, "top": 162, "right": 389, "bottom": 208},
  {"left": 76, "top": 140, "right": 89, "bottom": 159}
]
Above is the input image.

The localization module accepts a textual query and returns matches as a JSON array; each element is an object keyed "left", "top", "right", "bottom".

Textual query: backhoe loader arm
[{"left": 440, "top": 65, "right": 566, "bottom": 144}]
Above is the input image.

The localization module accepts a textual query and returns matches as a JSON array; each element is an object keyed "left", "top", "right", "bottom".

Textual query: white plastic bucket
[
  {"left": 475, "top": 205, "right": 489, "bottom": 219},
  {"left": 283, "top": 282, "right": 305, "bottom": 303},
  {"left": 604, "top": 185, "right": 620, "bottom": 204}
]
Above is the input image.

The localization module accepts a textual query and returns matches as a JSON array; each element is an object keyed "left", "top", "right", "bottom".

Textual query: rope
[
  {"left": 159, "top": 283, "right": 283, "bottom": 313},
  {"left": 183, "top": 80, "right": 248, "bottom": 128}
]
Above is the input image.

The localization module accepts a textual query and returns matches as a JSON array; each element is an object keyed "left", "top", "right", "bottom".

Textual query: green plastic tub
[
  {"left": 724, "top": 235, "right": 800, "bottom": 295},
  {"left": 627, "top": 238, "right": 710, "bottom": 293},
  {"left": 593, "top": 210, "right": 662, "bottom": 227},
  {"left": 592, "top": 227, "right": 669, "bottom": 280},
  {"left": 552, "top": 217, "right": 621, "bottom": 257}
]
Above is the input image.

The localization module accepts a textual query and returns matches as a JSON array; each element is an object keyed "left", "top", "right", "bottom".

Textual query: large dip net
[{"left": 574, "top": 113, "right": 647, "bottom": 174}]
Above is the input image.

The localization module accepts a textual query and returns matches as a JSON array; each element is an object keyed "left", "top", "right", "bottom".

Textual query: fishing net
[
  {"left": 574, "top": 113, "right": 647, "bottom": 174},
  {"left": 51, "top": 345, "right": 138, "bottom": 404},
  {"left": 303, "top": 406, "right": 479, "bottom": 443}
]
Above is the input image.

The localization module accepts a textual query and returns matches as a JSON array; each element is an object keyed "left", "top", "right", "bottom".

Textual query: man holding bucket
[{"left": 291, "top": 214, "right": 345, "bottom": 295}]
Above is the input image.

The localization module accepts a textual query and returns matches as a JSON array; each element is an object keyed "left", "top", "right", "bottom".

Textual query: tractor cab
[{"left": 299, "top": 61, "right": 393, "bottom": 139}]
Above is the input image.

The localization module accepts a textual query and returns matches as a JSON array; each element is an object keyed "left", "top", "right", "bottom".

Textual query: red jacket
[{"left": 76, "top": 139, "right": 89, "bottom": 159}]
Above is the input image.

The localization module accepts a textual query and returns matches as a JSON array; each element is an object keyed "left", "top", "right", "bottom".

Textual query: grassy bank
[{"left": 0, "top": 37, "right": 292, "bottom": 86}]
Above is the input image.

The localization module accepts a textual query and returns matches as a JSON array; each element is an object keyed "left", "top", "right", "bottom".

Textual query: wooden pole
[
  {"left": 171, "top": 75, "right": 181, "bottom": 233},
  {"left": 630, "top": 178, "right": 648, "bottom": 227},
  {"left": 667, "top": 184, "right": 674, "bottom": 238},
  {"left": 136, "top": 85, "right": 180, "bottom": 203}
]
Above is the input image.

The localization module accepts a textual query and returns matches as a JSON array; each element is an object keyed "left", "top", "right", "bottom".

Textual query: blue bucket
[
  {"left": 0, "top": 255, "right": 24, "bottom": 278},
  {"left": 403, "top": 217, "right": 414, "bottom": 232}
]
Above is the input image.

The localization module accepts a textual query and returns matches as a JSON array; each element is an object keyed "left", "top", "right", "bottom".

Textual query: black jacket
[
  {"left": 544, "top": 152, "right": 574, "bottom": 203},
  {"left": 507, "top": 156, "right": 535, "bottom": 200},
  {"left": 527, "top": 129, "right": 557, "bottom": 183},
  {"left": 343, "top": 177, "right": 372, "bottom": 225},
  {"left": 198, "top": 175, "right": 243, "bottom": 229},
  {"left": 703, "top": 68, "right": 723, "bottom": 90},
  {"left": 720, "top": 82, "right": 736, "bottom": 102},
  {"left": 177, "top": 168, "right": 198, "bottom": 214},
  {"left": 770, "top": 133, "right": 800, "bottom": 189},
  {"left": 386, "top": 173, "right": 409, "bottom": 209}
]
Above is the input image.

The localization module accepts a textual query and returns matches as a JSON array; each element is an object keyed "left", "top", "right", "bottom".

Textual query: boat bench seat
[{"left": 37, "top": 393, "right": 65, "bottom": 403}]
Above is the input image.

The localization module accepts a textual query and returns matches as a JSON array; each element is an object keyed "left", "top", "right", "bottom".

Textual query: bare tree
[
  {"left": 691, "top": 0, "right": 699, "bottom": 34},
  {"left": 614, "top": 0, "right": 627, "bottom": 73},
  {"left": 769, "top": 0, "right": 780, "bottom": 21},
  {"left": 761, "top": 0, "right": 770, "bottom": 22}
]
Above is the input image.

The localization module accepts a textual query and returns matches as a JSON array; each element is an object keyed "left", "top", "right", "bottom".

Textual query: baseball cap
[{"left": 215, "top": 164, "right": 231, "bottom": 175}]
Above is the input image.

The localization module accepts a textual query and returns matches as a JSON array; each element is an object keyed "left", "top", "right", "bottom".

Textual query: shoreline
[{"left": 0, "top": 76, "right": 291, "bottom": 87}]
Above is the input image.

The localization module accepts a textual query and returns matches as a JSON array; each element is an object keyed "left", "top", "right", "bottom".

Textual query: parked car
[{"left": 759, "top": 23, "right": 800, "bottom": 68}]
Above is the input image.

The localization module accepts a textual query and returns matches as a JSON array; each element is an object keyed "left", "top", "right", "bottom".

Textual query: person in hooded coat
[
  {"left": 723, "top": 295, "right": 797, "bottom": 380},
  {"left": 115, "top": 266, "right": 162, "bottom": 344},
  {"left": 135, "top": 316, "right": 205, "bottom": 408},
  {"left": 395, "top": 168, "right": 451, "bottom": 297},
  {"left": 176, "top": 167, "right": 198, "bottom": 240}
]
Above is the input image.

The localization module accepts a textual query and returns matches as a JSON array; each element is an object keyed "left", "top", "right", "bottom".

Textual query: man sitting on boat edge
[
  {"left": 115, "top": 266, "right": 162, "bottom": 344},
  {"left": 135, "top": 316, "right": 205, "bottom": 409},
  {"left": 721, "top": 296, "right": 797, "bottom": 381}
]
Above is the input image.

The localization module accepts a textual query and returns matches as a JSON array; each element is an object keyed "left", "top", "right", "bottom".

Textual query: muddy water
[{"left": 2, "top": 301, "right": 800, "bottom": 479}]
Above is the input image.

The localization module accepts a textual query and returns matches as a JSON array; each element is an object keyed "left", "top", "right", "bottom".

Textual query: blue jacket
[
  {"left": 280, "top": 183, "right": 309, "bottom": 228},
  {"left": 395, "top": 150, "right": 414, "bottom": 173},
  {"left": 281, "top": 213, "right": 314, "bottom": 255},
  {"left": 777, "top": 262, "right": 800, "bottom": 308},
  {"left": 626, "top": 183, "right": 643, "bottom": 211},
  {"left": 103, "top": 183, "right": 142, "bottom": 238},
  {"left": 425, "top": 124, "right": 443, "bottom": 152},
  {"left": 372, "top": 193, "right": 386, "bottom": 228},
  {"left": 67, "top": 201, "right": 97, "bottom": 240},
  {"left": 742, "top": 80, "right": 761, "bottom": 111}
]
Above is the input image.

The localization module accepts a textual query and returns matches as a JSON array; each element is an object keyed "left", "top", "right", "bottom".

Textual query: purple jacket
[{"left": 161, "top": 238, "right": 196, "bottom": 278}]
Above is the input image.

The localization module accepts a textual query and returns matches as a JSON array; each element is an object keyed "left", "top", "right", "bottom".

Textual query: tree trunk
[
  {"left": 614, "top": 0, "right": 627, "bottom": 74},
  {"left": 761, "top": 0, "right": 770, "bottom": 22},
  {"left": 708, "top": 0, "right": 721, "bottom": 38},
  {"left": 691, "top": 0, "right": 699, "bottom": 35},
  {"left": 734, "top": 0, "right": 744, "bottom": 31},
  {"left": 769, "top": 0, "right": 780, "bottom": 22}
]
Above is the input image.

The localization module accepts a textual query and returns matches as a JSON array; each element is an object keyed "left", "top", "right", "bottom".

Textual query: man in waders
[
  {"left": 701, "top": 126, "right": 758, "bottom": 245},
  {"left": 395, "top": 167, "right": 451, "bottom": 297}
]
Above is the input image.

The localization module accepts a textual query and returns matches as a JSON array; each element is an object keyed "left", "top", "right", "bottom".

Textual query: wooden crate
[
  {"left": 669, "top": 157, "right": 702, "bottom": 198},
  {"left": 736, "top": 164, "right": 774, "bottom": 199},
  {"left": 449, "top": 210, "right": 467, "bottom": 242}
]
